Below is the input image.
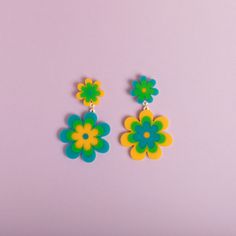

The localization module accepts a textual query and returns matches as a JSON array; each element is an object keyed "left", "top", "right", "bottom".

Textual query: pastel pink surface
[{"left": 0, "top": 0, "right": 236, "bottom": 235}]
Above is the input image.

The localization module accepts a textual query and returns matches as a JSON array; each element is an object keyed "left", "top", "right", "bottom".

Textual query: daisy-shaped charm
[
  {"left": 130, "top": 75, "right": 159, "bottom": 104},
  {"left": 76, "top": 78, "right": 104, "bottom": 106},
  {"left": 120, "top": 110, "right": 172, "bottom": 160},
  {"left": 59, "top": 112, "right": 110, "bottom": 162}
]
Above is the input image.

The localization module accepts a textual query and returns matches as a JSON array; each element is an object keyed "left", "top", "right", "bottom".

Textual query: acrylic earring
[
  {"left": 59, "top": 78, "right": 110, "bottom": 163},
  {"left": 120, "top": 75, "right": 173, "bottom": 160}
]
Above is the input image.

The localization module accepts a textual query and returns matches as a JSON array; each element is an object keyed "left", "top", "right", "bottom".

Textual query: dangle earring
[
  {"left": 59, "top": 78, "right": 110, "bottom": 163},
  {"left": 120, "top": 75, "right": 173, "bottom": 160}
]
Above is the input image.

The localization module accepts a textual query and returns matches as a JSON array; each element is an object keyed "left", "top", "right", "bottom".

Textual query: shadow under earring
[
  {"left": 120, "top": 75, "right": 173, "bottom": 160},
  {"left": 59, "top": 78, "right": 110, "bottom": 163}
]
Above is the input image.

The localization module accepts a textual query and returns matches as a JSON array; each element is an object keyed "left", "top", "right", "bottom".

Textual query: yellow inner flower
[{"left": 71, "top": 124, "right": 98, "bottom": 150}]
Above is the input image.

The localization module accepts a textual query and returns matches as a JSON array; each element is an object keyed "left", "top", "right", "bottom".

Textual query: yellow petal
[
  {"left": 92, "top": 98, "right": 100, "bottom": 105},
  {"left": 139, "top": 110, "right": 154, "bottom": 122},
  {"left": 120, "top": 132, "right": 133, "bottom": 147},
  {"left": 71, "top": 132, "right": 81, "bottom": 141},
  {"left": 89, "top": 137, "right": 98, "bottom": 146},
  {"left": 76, "top": 92, "right": 83, "bottom": 100},
  {"left": 159, "top": 132, "right": 173, "bottom": 146},
  {"left": 83, "top": 100, "right": 90, "bottom": 106},
  {"left": 147, "top": 146, "right": 162, "bottom": 159},
  {"left": 77, "top": 83, "right": 84, "bottom": 90},
  {"left": 154, "top": 116, "right": 169, "bottom": 131},
  {"left": 83, "top": 140, "right": 91, "bottom": 150},
  {"left": 90, "top": 128, "right": 98, "bottom": 136},
  {"left": 99, "top": 89, "right": 104, "bottom": 97},
  {"left": 75, "top": 140, "right": 83, "bottom": 149},
  {"left": 84, "top": 123, "right": 92, "bottom": 132},
  {"left": 124, "top": 116, "right": 139, "bottom": 130},
  {"left": 94, "top": 80, "right": 101, "bottom": 87},
  {"left": 130, "top": 145, "right": 146, "bottom": 160},
  {"left": 85, "top": 78, "right": 93, "bottom": 84},
  {"left": 75, "top": 125, "right": 84, "bottom": 133}
]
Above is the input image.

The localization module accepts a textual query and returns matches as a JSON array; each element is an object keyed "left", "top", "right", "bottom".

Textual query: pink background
[{"left": 0, "top": 0, "right": 236, "bottom": 235}]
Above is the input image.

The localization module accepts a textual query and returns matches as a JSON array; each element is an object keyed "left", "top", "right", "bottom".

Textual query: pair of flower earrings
[{"left": 59, "top": 75, "right": 173, "bottom": 163}]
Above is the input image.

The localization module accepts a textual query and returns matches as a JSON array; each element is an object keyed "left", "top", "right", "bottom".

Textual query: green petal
[
  {"left": 94, "top": 138, "right": 110, "bottom": 153},
  {"left": 153, "top": 121, "right": 164, "bottom": 132},
  {"left": 65, "top": 144, "right": 80, "bottom": 159},
  {"left": 94, "top": 122, "right": 110, "bottom": 136},
  {"left": 84, "top": 112, "right": 97, "bottom": 127},
  {"left": 137, "top": 96, "right": 145, "bottom": 104},
  {"left": 127, "top": 133, "right": 137, "bottom": 143},
  {"left": 81, "top": 148, "right": 96, "bottom": 163},
  {"left": 136, "top": 142, "right": 146, "bottom": 153},
  {"left": 148, "top": 142, "right": 158, "bottom": 153},
  {"left": 71, "top": 143, "right": 82, "bottom": 153},
  {"left": 141, "top": 116, "right": 152, "bottom": 125},
  {"left": 131, "top": 121, "right": 141, "bottom": 132},
  {"left": 59, "top": 129, "right": 74, "bottom": 143},
  {"left": 156, "top": 133, "right": 166, "bottom": 144},
  {"left": 67, "top": 114, "right": 82, "bottom": 129}
]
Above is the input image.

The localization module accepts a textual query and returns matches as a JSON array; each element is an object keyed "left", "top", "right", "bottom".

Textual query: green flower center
[
  {"left": 83, "top": 133, "right": 89, "bottom": 139},
  {"left": 143, "top": 132, "right": 150, "bottom": 138}
]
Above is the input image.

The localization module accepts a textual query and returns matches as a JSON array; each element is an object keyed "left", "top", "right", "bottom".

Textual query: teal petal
[
  {"left": 139, "top": 75, "right": 147, "bottom": 84},
  {"left": 59, "top": 129, "right": 73, "bottom": 143},
  {"left": 137, "top": 96, "right": 145, "bottom": 104},
  {"left": 84, "top": 112, "right": 97, "bottom": 127},
  {"left": 152, "top": 88, "right": 159, "bottom": 95},
  {"left": 132, "top": 80, "right": 138, "bottom": 87},
  {"left": 95, "top": 122, "right": 110, "bottom": 136},
  {"left": 81, "top": 148, "right": 96, "bottom": 163},
  {"left": 130, "top": 89, "right": 136, "bottom": 96},
  {"left": 146, "top": 95, "right": 153, "bottom": 103},
  {"left": 148, "top": 79, "right": 156, "bottom": 87},
  {"left": 64, "top": 144, "right": 80, "bottom": 159},
  {"left": 67, "top": 114, "right": 82, "bottom": 129},
  {"left": 94, "top": 138, "right": 110, "bottom": 153}
]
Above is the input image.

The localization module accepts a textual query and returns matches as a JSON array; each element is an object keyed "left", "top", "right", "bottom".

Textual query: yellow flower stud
[{"left": 76, "top": 78, "right": 104, "bottom": 106}]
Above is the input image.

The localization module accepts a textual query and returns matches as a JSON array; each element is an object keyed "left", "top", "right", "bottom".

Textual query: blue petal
[
  {"left": 132, "top": 80, "right": 138, "bottom": 87},
  {"left": 94, "top": 139, "right": 110, "bottom": 153},
  {"left": 67, "top": 114, "right": 82, "bottom": 129},
  {"left": 152, "top": 88, "right": 159, "bottom": 95},
  {"left": 137, "top": 96, "right": 145, "bottom": 104},
  {"left": 149, "top": 79, "right": 156, "bottom": 86},
  {"left": 84, "top": 112, "right": 97, "bottom": 127},
  {"left": 146, "top": 96, "right": 153, "bottom": 103},
  {"left": 81, "top": 149, "right": 96, "bottom": 163},
  {"left": 59, "top": 129, "right": 73, "bottom": 143},
  {"left": 95, "top": 122, "right": 110, "bottom": 137},
  {"left": 139, "top": 75, "right": 147, "bottom": 83},
  {"left": 64, "top": 144, "right": 80, "bottom": 159}
]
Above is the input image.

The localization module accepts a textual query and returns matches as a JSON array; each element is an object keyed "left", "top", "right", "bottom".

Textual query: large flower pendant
[
  {"left": 59, "top": 112, "right": 110, "bottom": 162},
  {"left": 120, "top": 110, "right": 172, "bottom": 160}
]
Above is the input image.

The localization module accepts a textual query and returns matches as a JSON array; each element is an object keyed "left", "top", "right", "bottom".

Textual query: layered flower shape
[
  {"left": 59, "top": 112, "right": 110, "bottom": 162},
  {"left": 130, "top": 75, "right": 159, "bottom": 104},
  {"left": 76, "top": 78, "right": 104, "bottom": 106},
  {"left": 120, "top": 110, "right": 172, "bottom": 160}
]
